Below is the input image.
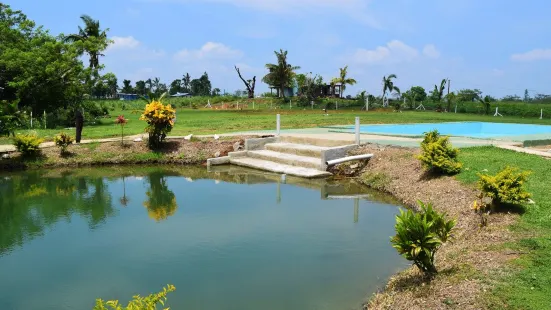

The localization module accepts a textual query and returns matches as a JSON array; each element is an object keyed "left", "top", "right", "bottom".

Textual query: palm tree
[
  {"left": 381, "top": 74, "right": 400, "bottom": 107},
  {"left": 145, "top": 78, "right": 153, "bottom": 92},
  {"left": 478, "top": 95, "right": 492, "bottom": 115},
  {"left": 432, "top": 79, "right": 447, "bottom": 102},
  {"left": 262, "top": 49, "right": 300, "bottom": 98},
  {"left": 63, "top": 15, "right": 109, "bottom": 68},
  {"left": 334, "top": 66, "right": 357, "bottom": 98}
]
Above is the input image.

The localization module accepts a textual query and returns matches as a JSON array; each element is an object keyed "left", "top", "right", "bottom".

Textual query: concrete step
[
  {"left": 230, "top": 157, "right": 332, "bottom": 178},
  {"left": 247, "top": 150, "right": 321, "bottom": 169},
  {"left": 279, "top": 135, "right": 353, "bottom": 147},
  {"left": 264, "top": 142, "right": 328, "bottom": 158}
]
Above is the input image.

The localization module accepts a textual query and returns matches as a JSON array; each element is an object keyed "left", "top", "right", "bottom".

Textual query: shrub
[
  {"left": 54, "top": 133, "right": 74, "bottom": 154},
  {"left": 93, "top": 284, "right": 175, "bottom": 310},
  {"left": 140, "top": 96, "right": 176, "bottom": 148},
  {"left": 478, "top": 166, "right": 531, "bottom": 206},
  {"left": 391, "top": 201, "right": 456, "bottom": 274},
  {"left": 417, "top": 130, "right": 462, "bottom": 174},
  {"left": 13, "top": 133, "right": 43, "bottom": 156}
]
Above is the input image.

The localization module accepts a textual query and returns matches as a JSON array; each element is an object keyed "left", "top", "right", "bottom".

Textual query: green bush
[
  {"left": 391, "top": 201, "right": 456, "bottom": 274},
  {"left": 93, "top": 284, "right": 175, "bottom": 310},
  {"left": 12, "top": 133, "right": 43, "bottom": 156},
  {"left": 417, "top": 130, "right": 462, "bottom": 174},
  {"left": 478, "top": 166, "right": 531, "bottom": 206},
  {"left": 54, "top": 133, "right": 74, "bottom": 154}
]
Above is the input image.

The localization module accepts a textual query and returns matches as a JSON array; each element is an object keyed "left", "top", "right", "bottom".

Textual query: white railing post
[
  {"left": 355, "top": 116, "right": 360, "bottom": 145},
  {"left": 276, "top": 114, "right": 281, "bottom": 136},
  {"left": 366, "top": 98, "right": 369, "bottom": 111},
  {"left": 541, "top": 109, "right": 543, "bottom": 120},
  {"left": 30, "top": 111, "right": 33, "bottom": 128}
]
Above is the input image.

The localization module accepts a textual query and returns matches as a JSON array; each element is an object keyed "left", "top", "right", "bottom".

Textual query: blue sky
[{"left": 12, "top": 0, "right": 551, "bottom": 97}]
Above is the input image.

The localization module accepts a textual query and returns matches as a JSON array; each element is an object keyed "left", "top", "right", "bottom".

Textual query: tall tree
[
  {"left": 145, "top": 78, "right": 152, "bottom": 92},
  {"left": 212, "top": 88, "right": 221, "bottom": 96},
  {"left": 121, "top": 79, "right": 133, "bottom": 93},
  {"left": 103, "top": 72, "right": 117, "bottom": 97},
  {"left": 182, "top": 73, "right": 191, "bottom": 93},
  {"left": 234, "top": 65, "right": 256, "bottom": 98},
  {"left": 135, "top": 80, "right": 146, "bottom": 95},
  {"left": 456, "top": 89, "right": 482, "bottom": 102},
  {"left": 479, "top": 95, "right": 493, "bottom": 115},
  {"left": 381, "top": 74, "right": 400, "bottom": 107},
  {"left": 262, "top": 49, "right": 300, "bottom": 98},
  {"left": 169, "top": 79, "right": 182, "bottom": 95},
  {"left": 524, "top": 89, "right": 531, "bottom": 102},
  {"left": 334, "top": 65, "right": 357, "bottom": 98},
  {"left": 63, "top": 15, "right": 110, "bottom": 69},
  {"left": 190, "top": 72, "right": 212, "bottom": 96}
]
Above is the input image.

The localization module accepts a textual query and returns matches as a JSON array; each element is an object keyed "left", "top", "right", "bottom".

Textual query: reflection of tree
[
  {"left": 0, "top": 172, "right": 116, "bottom": 255},
  {"left": 119, "top": 176, "right": 130, "bottom": 207},
  {"left": 143, "top": 173, "right": 177, "bottom": 222}
]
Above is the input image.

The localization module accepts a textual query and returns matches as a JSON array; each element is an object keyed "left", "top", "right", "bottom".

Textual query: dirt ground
[{"left": 333, "top": 144, "right": 521, "bottom": 310}]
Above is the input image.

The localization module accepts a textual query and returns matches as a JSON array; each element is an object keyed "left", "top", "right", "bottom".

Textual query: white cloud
[
  {"left": 108, "top": 36, "right": 140, "bottom": 50},
  {"left": 422, "top": 44, "right": 440, "bottom": 59},
  {"left": 173, "top": 42, "right": 243, "bottom": 62},
  {"left": 511, "top": 49, "right": 551, "bottom": 61},
  {"left": 349, "top": 40, "right": 419, "bottom": 65}
]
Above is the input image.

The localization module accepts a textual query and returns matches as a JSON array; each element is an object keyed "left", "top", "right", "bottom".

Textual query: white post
[
  {"left": 541, "top": 109, "right": 543, "bottom": 120},
  {"left": 276, "top": 114, "right": 281, "bottom": 136},
  {"left": 311, "top": 101, "right": 314, "bottom": 110},
  {"left": 366, "top": 98, "right": 369, "bottom": 111},
  {"left": 355, "top": 116, "right": 360, "bottom": 145},
  {"left": 289, "top": 99, "right": 292, "bottom": 110},
  {"left": 455, "top": 103, "right": 457, "bottom": 113},
  {"left": 30, "top": 111, "right": 33, "bottom": 128},
  {"left": 44, "top": 110, "right": 46, "bottom": 129}
]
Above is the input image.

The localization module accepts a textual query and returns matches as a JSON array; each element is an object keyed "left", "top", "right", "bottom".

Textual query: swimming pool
[{"left": 351, "top": 122, "right": 551, "bottom": 139}]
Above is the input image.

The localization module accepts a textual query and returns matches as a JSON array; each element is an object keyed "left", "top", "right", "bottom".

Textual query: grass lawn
[
  {"left": 3, "top": 108, "right": 551, "bottom": 144},
  {"left": 458, "top": 147, "right": 551, "bottom": 309}
]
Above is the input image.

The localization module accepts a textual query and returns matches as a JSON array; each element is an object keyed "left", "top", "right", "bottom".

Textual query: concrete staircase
[{"left": 208, "top": 136, "right": 358, "bottom": 178}]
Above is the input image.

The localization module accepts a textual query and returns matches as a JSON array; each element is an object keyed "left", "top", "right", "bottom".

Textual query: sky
[{"left": 10, "top": 0, "right": 551, "bottom": 98}]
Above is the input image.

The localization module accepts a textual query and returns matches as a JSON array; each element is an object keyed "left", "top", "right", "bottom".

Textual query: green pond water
[{"left": 0, "top": 166, "right": 407, "bottom": 310}]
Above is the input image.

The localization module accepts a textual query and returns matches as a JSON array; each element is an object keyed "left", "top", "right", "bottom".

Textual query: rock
[
  {"left": 1, "top": 153, "right": 10, "bottom": 159},
  {"left": 350, "top": 163, "right": 359, "bottom": 169},
  {"left": 527, "top": 199, "right": 536, "bottom": 204},
  {"left": 133, "top": 138, "right": 143, "bottom": 142},
  {"left": 214, "top": 151, "right": 221, "bottom": 158},
  {"left": 233, "top": 142, "right": 243, "bottom": 152}
]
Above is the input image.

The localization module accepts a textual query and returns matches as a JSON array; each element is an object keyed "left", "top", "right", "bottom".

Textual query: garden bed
[{"left": 0, "top": 136, "right": 255, "bottom": 171}]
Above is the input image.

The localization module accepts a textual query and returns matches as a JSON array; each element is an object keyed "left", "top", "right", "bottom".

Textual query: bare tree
[{"left": 235, "top": 66, "right": 256, "bottom": 98}]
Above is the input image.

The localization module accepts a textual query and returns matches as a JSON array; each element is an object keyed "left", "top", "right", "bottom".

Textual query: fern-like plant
[
  {"left": 478, "top": 166, "right": 531, "bottom": 206},
  {"left": 93, "top": 284, "right": 175, "bottom": 310},
  {"left": 391, "top": 201, "right": 456, "bottom": 274},
  {"left": 417, "top": 130, "right": 462, "bottom": 174}
]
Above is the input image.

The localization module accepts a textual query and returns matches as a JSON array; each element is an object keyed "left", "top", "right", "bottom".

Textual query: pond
[{"left": 0, "top": 166, "right": 407, "bottom": 310}]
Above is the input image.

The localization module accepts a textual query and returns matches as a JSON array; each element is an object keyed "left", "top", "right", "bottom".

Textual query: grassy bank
[
  {"left": 457, "top": 147, "right": 551, "bottom": 309},
  {"left": 354, "top": 144, "right": 550, "bottom": 309},
  {"left": 3, "top": 107, "right": 551, "bottom": 145}
]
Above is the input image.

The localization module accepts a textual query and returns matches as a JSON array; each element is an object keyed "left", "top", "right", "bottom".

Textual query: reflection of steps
[{"left": 208, "top": 136, "right": 358, "bottom": 179}]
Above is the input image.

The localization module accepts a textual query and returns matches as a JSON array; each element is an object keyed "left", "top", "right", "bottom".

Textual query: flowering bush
[
  {"left": 115, "top": 115, "right": 127, "bottom": 145},
  {"left": 139, "top": 100, "right": 176, "bottom": 148}
]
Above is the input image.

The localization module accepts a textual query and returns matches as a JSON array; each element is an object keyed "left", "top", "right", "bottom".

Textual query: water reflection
[{"left": 143, "top": 172, "right": 178, "bottom": 222}]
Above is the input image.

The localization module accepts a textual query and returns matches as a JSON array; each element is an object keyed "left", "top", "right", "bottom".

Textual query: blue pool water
[{"left": 353, "top": 122, "right": 551, "bottom": 139}]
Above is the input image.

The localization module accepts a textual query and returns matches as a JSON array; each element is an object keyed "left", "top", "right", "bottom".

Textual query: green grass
[
  {"left": 4, "top": 106, "right": 551, "bottom": 145},
  {"left": 457, "top": 146, "right": 551, "bottom": 309}
]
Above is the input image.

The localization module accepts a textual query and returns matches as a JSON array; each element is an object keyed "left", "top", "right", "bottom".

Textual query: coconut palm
[
  {"left": 334, "top": 66, "right": 357, "bottom": 98},
  {"left": 63, "top": 15, "right": 109, "bottom": 69},
  {"left": 262, "top": 49, "right": 300, "bottom": 98},
  {"left": 431, "top": 79, "right": 447, "bottom": 102},
  {"left": 478, "top": 95, "right": 493, "bottom": 115},
  {"left": 381, "top": 74, "right": 400, "bottom": 107}
]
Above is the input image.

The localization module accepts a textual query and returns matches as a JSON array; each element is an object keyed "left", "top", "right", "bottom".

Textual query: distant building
[
  {"left": 170, "top": 92, "right": 192, "bottom": 98},
  {"left": 117, "top": 93, "right": 139, "bottom": 100}
]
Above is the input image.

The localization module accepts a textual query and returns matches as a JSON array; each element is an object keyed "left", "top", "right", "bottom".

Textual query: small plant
[
  {"left": 472, "top": 194, "right": 491, "bottom": 227},
  {"left": 139, "top": 93, "right": 176, "bottom": 148},
  {"left": 115, "top": 115, "right": 128, "bottom": 145},
  {"left": 13, "top": 133, "right": 43, "bottom": 156},
  {"left": 93, "top": 284, "right": 175, "bottom": 310},
  {"left": 391, "top": 201, "right": 456, "bottom": 275},
  {"left": 417, "top": 130, "right": 462, "bottom": 174},
  {"left": 477, "top": 166, "right": 531, "bottom": 206},
  {"left": 54, "top": 133, "right": 74, "bottom": 154}
]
